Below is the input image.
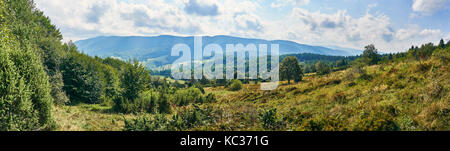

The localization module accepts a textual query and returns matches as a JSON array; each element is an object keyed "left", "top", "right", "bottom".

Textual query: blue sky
[{"left": 34, "top": 0, "right": 450, "bottom": 52}]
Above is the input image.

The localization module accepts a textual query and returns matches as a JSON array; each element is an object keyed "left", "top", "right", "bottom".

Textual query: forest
[{"left": 0, "top": 0, "right": 449, "bottom": 131}]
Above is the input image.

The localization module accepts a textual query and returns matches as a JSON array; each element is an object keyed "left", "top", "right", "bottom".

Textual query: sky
[{"left": 34, "top": 0, "right": 450, "bottom": 53}]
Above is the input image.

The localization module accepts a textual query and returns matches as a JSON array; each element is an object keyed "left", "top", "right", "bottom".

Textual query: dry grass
[{"left": 54, "top": 57, "right": 449, "bottom": 131}]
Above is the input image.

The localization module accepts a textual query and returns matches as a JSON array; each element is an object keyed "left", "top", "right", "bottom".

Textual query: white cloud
[
  {"left": 270, "top": 0, "right": 309, "bottom": 8},
  {"left": 283, "top": 8, "right": 443, "bottom": 52},
  {"left": 290, "top": 0, "right": 310, "bottom": 6},
  {"left": 445, "top": 33, "right": 450, "bottom": 41},
  {"left": 33, "top": 0, "right": 444, "bottom": 53},
  {"left": 412, "top": 0, "right": 450, "bottom": 14},
  {"left": 34, "top": 0, "right": 267, "bottom": 41}
]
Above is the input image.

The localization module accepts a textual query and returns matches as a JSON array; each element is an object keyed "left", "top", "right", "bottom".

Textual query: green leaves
[
  {"left": 280, "top": 56, "right": 303, "bottom": 83},
  {"left": 362, "top": 44, "right": 381, "bottom": 65},
  {"left": 0, "top": 40, "right": 54, "bottom": 131}
]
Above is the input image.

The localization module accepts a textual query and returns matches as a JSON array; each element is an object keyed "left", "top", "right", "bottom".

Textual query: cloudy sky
[{"left": 34, "top": 0, "right": 450, "bottom": 52}]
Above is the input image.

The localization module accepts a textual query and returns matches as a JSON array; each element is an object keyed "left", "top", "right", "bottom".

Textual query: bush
[
  {"left": 353, "top": 111, "right": 399, "bottom": 131},
  {"left": 123, "top": 105, "right": 216, "bottom": 131},
  {"left": 330, "top": 92, "right": 347, "bottom": 104},
  {"left": 259, "top": 108, "right": 285, "bottom": 130},
  {"left": 229, "top": 80, "right": 243, "bottom": 91},
  {"left": 157, "top": 93, "right": 171, "bottom": 114},
  {"left": 173, "top": 87, "right": 204, "bottom": 106},
  {"left": 49, "top": 71, "right": 69, "bottom": 105},
  {"left": 301, "top": 115, "right": 346, "bottom": 131},
  {"left": 204, "top": 93, "right": 217, "bottom": 103},
  {"left": 123, "top": 114, "right": 168, "bottom": 131},
  {"left": 113, "top": 90, "right": 158, "bottom": 113}
]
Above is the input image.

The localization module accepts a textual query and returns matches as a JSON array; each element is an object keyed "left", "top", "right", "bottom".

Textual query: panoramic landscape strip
[{"left": 0, "top": 0, "right": 448, "bottom": 133}]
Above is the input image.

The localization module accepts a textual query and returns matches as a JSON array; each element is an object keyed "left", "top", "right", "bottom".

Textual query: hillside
[
  {"left": 1, "top": 0, "right": 448, "bottom": 132},
  {"left": 74, "top": 36, "right": 362, "bottom": 68},
  {"left": 54, "top": 48, "right": 449, "bottom": 131}
]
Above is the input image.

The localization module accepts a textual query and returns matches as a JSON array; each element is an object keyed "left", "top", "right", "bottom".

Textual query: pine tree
[
  {"left": 0, "top": 27, "right": 54, "bottom": 130},
  {"left": 438, "top": 39, "right": 445, "bottom": 49}
]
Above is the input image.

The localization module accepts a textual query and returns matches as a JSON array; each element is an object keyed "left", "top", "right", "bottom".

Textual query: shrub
[
  {"left": 157, "top": 93, "right": 171, "bottom": 114},
  {"left": 113, "top": 90, "right": 158, "bottom": 113},
  {"left": 301, "top": 116, "right": 345, "bottom": 131},
  {"left": 49, "top": 71, "right": 69, "bottom": 105},
  {"left": 123, "top": 114, "right": 168, "bottom": 131},
  {"left": 353, "top": 111, "right": 399, "bottom": 131},
  {"left": 259, "top": 108, "right": 285, "bottom": 130},
  {"left": 426, "top": 81, "right": 443, "bottom": 99},
  {"left": 330, "top": 92, "right": 347, "bottom": 104},
  {"left": 284, "top": 108, "right": 312, "bottom": 125},
  {"left": 173, "top": 87, "right": 204, "bottom": 106},
  {"left": 418, "top": 102, "right": 449, "bottom": 130},
  {"left": 229, "top": 80, "right": 243, "bottom": 91},
  {"left": 204, "top": 93, "right": 217, "bottom": 103},
  {"left": 123, "top": 105, "right": 216, "bottom": 131}
]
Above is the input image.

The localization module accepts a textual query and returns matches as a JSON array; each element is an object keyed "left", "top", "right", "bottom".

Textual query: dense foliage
[
  {"left": 280, "top": 56, "right": 303, "bottom": 83},
  {"left": 1, "top": 0, "right": 54, "bottom": 130}
]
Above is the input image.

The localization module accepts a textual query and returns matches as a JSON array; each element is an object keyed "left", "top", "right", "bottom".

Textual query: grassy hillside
[
  {"left": 54, "top": 49, "right": 449, "bottom": 131},
  {"left": 1, "top": 0, "right": 448, "bottom": 131}
]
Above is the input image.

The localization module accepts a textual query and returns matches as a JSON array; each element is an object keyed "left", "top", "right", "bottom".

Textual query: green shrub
[
  {"left": 301, "top": 115, "right": 346, "bottom": 131},
  {"left": 157, "top": 93, "right": 171, "bottom": 114},
  {"left": 113, "top": 90, "right": 158, "bottom": 113},
  {"left": 330, "top": 92, "right": 347, "bottom": 104},
  {"left": 0, "top": 44, "right": 54, "bottom": 131},
  {"left": 353, "top": 111, "right": 399, "bottom": 131},
  {"left": 123, "top": 114, "right": 168, "bottom": 131},
  {"left": 173, "top": 87, "right": 204, "bottom": 106},
  {"left": 259, "top": 108, "right": 285, "bottom": 130},
  {"left": 229, "top": 80, "right": 243, "bottom": 91},
  {"left": 123, "top": 105, "right": 216, "bottom": 131},
  {"left": 204, "top": 93, "right": 217, "bottom": 103}
]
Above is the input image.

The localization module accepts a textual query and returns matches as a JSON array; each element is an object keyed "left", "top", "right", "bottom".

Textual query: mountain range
[{"left": 75, "top": 35, "right": 361, "bottom": 68}]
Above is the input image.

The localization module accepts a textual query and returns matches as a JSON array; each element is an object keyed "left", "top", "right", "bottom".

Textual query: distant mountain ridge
[{"left": 75, "top": 35, "right": 362, "bottom": 68}]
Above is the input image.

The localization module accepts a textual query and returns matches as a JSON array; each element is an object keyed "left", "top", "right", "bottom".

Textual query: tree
[
  {"left": 60, "top": 52, "right": 105, "bottom": 104},
  {"left": 0, "top": 39, "right": 54, "bottom": 131},
  {"left": 120, "top": 60, "right": 151, "bottom": 100},
  {"left": 315, "top": 61, "right": 330, "bottom": 75},
  {"left": 113, "top": 60, "right": 152, "bottom": 113},
  {"left": 280, "top": 56, "right": 303, "bottom": 84},
  {"left": 362, "top": 44, "right": 381, "bottom": 65},
  {"left": 0, "top": 1, "right": 55, "bottom": 130},
  {"left": 102, "top": 65, "right": 120, "bottom": 100}
]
